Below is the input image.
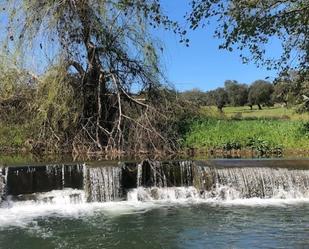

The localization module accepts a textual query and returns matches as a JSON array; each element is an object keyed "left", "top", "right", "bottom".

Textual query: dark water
[{"left": 0, "top": 202, "right": 309, "bottom": 249}]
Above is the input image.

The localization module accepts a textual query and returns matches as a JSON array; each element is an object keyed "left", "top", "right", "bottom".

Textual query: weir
[
  {"left": 6, "top": 164, "right": 84, "bottom": 195},
  {"left": 0, "top": 159, "right": 308, "bottom": 205}
]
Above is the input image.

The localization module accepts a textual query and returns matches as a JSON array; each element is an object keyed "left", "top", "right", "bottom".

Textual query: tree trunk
[
  {"left": 284, "top": 101, "right": 288, "bottom": 108},
  {"left": 257, "top": 104, "right": 262, "bottom": 110}
]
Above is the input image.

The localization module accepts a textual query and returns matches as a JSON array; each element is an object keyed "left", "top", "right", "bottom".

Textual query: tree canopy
[
  {"left": 188, "top": 0, "right": 309, "bottom": 72},
  {"left": 207, "top": 87, "right": 228, "bottom": 112},
  {"left": 248, "top": 80, "right": 274, "bottom": 110},
  {"left": 224, "top": 80, "right": 248, "bottom": 106}
]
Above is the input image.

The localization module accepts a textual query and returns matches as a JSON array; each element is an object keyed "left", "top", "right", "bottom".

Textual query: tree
[
  {"left": 224, "top": 80, "right": 248, "bottom": 106},
  {"left": 273, "top": 70, "right": 309, "bottom": 109},
  {"left": 204, "top": 91, "right": 216, "bottom": 106},
  {"left": 180, "top": 88, "right": 207, "bottom": 106},
  {"left": 1, "top": 0, "right": 185, "bottom": 154},
  {"left": 210, "top": 87, "right": 228, "bottom": 112},
  {"left": 188, "top": 0, "right": 309, "bottom": 72},
  {"left": 248, "top": 80, "right": 274, "bottom": 110},
  {"left": 273, "top": 81, "right": 294, "bottom": 107}
]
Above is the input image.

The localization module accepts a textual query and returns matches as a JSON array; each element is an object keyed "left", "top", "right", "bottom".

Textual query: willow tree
[{"left": 1, "top": 0, "right": 184, "bottom": 154}]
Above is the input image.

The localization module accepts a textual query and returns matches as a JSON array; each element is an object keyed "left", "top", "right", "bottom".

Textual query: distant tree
[
  {"left": 212, "top": 87, "right": 228, "bottom": 112},
  {"left": 273, "top": 81, "right": 293, "bottom": 107},
  {"left": 224, "top": 80, "right": 248, "bottom": 106},
  {"left": 204, "top": 91, "right": 216, "bottom": 106},
  {"left": 181, "top": 88, "right": 207, "bottom": 106},
  {"left": 248, "top": 80, "right": 274, "bottom": 110}
]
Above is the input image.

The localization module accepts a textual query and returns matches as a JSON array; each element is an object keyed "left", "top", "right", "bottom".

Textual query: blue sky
[{"left": 157, "top": 1, "right": 280, "bottom": 91}]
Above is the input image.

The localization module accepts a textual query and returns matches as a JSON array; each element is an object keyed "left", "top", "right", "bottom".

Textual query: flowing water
[{"left": 0, "top": 159, "right": 308, "bottom": 249}]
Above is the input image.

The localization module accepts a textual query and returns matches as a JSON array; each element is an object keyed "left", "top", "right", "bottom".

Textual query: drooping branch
[{"left": 67, "top": 60, "right": 85, "bottom": 76}]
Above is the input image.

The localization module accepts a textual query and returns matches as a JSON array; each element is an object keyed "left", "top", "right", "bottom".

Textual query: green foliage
[
  {"left": 34, "top": 64, "right": 82, "bottom": 149},
  {"left": 273, "top": 81, "right": 293, "bottom": 106},
  {"left": 245, "top": 137, "right": 283, "bottom": 156},
  {"left": 206, "top": 87, "right": 228, "bottom": 111},
  {"left": 188, "top": 0, "right": 309, "bottom": 71},
  {"left": 180, "top": 89, "right": 207, "bottom": 106},
  {"left": 184, "top": 118, "right": 309, "bottom": 150},
  {"left": 0, "top": 56, "right": 36, "bottom": 124},
  {"left": 246, "top": 137, "right": 271, "bottom": 152},
  {"left": 299, "top": 121, "right": 309, "bottom": 138},
  {"left": 220, "top": 140, "right": 242, "bottom": 151},
  {"left": 224, "top": 80, "right": 248, "bottom": 106},
  {"left": 248, "top": 80, "right": 274, "bottom": 109},
  {"left": 0, "top": 123, "right": 32, "bottom": 150}
]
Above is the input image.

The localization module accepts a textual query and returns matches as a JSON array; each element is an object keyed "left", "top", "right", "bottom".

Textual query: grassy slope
[
  {"left": 184, "top": 106, "right": 309, "bottom": 150},
  {"left": 201, "top": 105, "right": 309, "bottom": 121},
  {"left": 223, "top": 105, "right": 309, "bottom": 121}
]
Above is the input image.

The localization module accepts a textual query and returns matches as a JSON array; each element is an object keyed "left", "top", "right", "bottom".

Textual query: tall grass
[
  {"left": 0, "top": 123, "right": 31, "bottom": 151},
  {"left": 184, "top": 118, "right": 309, "bottom": 150}
]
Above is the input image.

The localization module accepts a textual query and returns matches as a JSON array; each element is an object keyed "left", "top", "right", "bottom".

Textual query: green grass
[
  {"left": 184, "top": 118, "right": 309, "bottom": 150},
  {"left": 201, "top": 105, "right": 309, "bottom": 121},
  {"left": 0, "top": 123, "right": 31, "bottom": 151}
]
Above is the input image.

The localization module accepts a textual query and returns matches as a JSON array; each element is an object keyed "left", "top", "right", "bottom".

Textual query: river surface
[
  {"left": 0, "top": 200, "right": 309, "bottom": 249},
  {"left": 0, "top": 159, "right": 308, "bottom": 249}
]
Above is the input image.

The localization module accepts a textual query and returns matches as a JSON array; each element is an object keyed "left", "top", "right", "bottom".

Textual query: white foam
[
  {"left": 1, "top": 186, "right": 309, "bottom": 229},
  {"left": 0, "top": 188, "right": 160, "bottom": 228},
  {"left": 210, "top": 197, "right": 309, "bottom": 207},
  {"left": 127, "top": 187, "right": 200, "bottom": 202}
]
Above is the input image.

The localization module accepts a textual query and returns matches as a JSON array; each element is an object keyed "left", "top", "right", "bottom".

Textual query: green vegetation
[
  {"left": 0, "top": 124, "right": 31, "bottom": 151},
  {"left": 184, "top": 119, "right": 308, "bottom": 150},
  {"left": 183, "top": 106, "right": 309, "bottom": 154},
  {"left": 217, "top": 106, "right": 309, "bottom": 121}
]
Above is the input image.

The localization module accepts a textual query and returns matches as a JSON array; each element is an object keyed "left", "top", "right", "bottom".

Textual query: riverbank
[
  {"left": 183, "top": 118, "right": 309, "bottom": 152},
  {"left": 182, "top": 106, "right": 309, "bottom": 155},
  {"left": 1, "top": 106, "right": 309, "bottom": 157}
]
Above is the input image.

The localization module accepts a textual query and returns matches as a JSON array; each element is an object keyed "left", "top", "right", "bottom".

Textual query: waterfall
[
  {"left": 137, "top": 163, "right": 143, "bottom": 187},
  {"left": 84, "top": 166, "right": 122, "bottom": 202},
  {"left": 137, "top": 160, "right": 194, "bottom": 188},
  {"left": 0, "top": 167, "right": 6, "bottom": 203},
  {"left": 194, "top": 166, "right": 309, "bottom": 200},
  {"left": 1, "top": 160, "right": 309, "bottom": 205}
]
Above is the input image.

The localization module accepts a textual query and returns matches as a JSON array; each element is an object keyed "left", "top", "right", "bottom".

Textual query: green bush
[{"left": 300, "top": 121, "right": 309, "bottom": 138}]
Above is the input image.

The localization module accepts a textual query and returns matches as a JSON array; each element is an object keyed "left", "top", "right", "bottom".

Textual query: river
[{"left": 0, "top": 159, "right": 308, "bottom": 248}]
